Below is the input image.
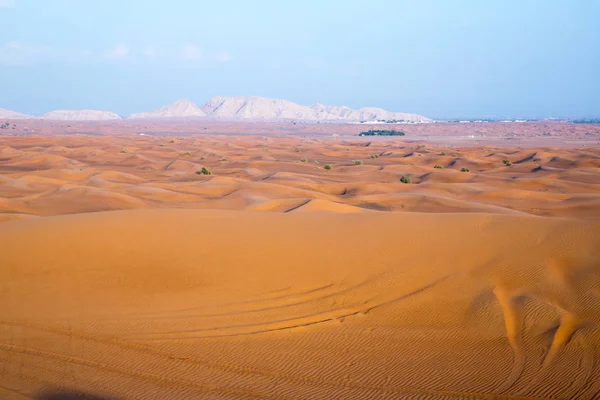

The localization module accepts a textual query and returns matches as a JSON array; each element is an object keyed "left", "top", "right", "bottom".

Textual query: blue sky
[{"left": 0, "top": 0, "right": 598, "bottom": 119}]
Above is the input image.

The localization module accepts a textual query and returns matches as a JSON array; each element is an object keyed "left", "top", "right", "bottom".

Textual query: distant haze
[{"left": 0, "top": 0, "right": 599, "bottom": 119}]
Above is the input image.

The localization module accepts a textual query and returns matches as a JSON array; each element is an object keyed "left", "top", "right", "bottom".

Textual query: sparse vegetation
[
  {"left": 0, "top": 122, "right": 10, "bottom": 129},
  {"left": 433, "top": 164, "right": 444, "bottom": 169},
  {"left": 200, "top": 156, "right": 206, "bottom": 161},
  {"left": 295, "top": 148, "right": 301, "bottom": 153},
  {"left": 179, "top": 151, "right": 192, "bottom": 156},
  {"left": 400, "top": 175, "right": 411, "bottom": 184},
  {"left": 314, "top": 160, "right": 320, "bottom": 164},
  {"left": 441, "top": 152, "right": 446, "bottom": 156},
  {"left": 503, "top": 159, "right": 512, "bottom": 166},
  {"left": 551, "top": 156, "right": 560, "bottom": 161},
  {"left": 353, "top": 160, "right": 363, "bottom": 165},
  {"left": 370, "top": 154, "right": 379, "bottom": 159},
  {"left": 120, "top": 148, "right": 127, "bottom": 153},
  {"left": 219, "top": 157, "right": 228, "bottom": 162},
  {"left": 300, "top": 158, "right": 308, "bottom": 162},
  {"left": 169, "top": 140, "right": 175, "bottom": 143},
  {"left": 359, "top": 130, "right": 405, "bottom": 136},
  {"left": 324, "top": 164, "right": 332, "bottom": 170},
  {"left": 461, "top": 167, "right": 470, "bottom": 172},
  {"left": 195, "top": 167, "right": 211, "bottom": 175}
]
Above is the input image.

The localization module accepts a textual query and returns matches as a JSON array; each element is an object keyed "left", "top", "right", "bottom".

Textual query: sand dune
[
  {"left": 0, "top": 131, "right": 599, "bottom": 399},
  {"left": 1, "top": 135, "right": 598, "bottom": 218},
  {"left": 1, "top": 210, "right": 600, "bottom": 399}
]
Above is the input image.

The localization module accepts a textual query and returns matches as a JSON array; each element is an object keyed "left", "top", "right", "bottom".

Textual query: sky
[{"left": 0, "top": 0, "right": 599, "bottom": 119}]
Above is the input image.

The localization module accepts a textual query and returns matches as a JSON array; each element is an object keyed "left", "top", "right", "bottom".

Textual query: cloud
[
  {"left": 0, "top": 41, "right": 50, "bottom": 65},
  {"left": 216, "top": 51, "right": 231, "bottom": 63},
  {"left": 142, "top": 46, "right": 156, "bottom": 57},
  {"left": 0, "top": 41, "right": 230, "bottom": 66},
  {"left": 182, "top": 43, "right": 202, "bottom": 61},
  {"left": 0, "top": 0, "right": 16, "bottom": 8},
  {"left": 104, "top": 43, "right": 130, "bottom": 59}
]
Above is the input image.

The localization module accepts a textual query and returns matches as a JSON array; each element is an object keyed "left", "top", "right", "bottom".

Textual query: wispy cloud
[
  {"left": 182, "top": 43, "right": 202, "bottom": 61},
  {"left": 104, "top": 43, "right": 130, "bottom": 59},
  {"left": 0, "top": 41, "right": 50, "bottom": 65},
  {"left": 216, "top": 51, "right": 231, "bottom": 63},
  {"left": 0, "top": 40, "right": 231, "bottom": 66},
  {"left": 0, "top": 0, "right": 16, "bottom": 9}
]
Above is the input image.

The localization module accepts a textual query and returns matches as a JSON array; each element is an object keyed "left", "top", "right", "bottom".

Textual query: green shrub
[
  {"left": 461, "top": 167, "right": 470, "bottom": 172},
  {"left": 120, "top": 148, "right": 127, "bottom": 153},
  {"left": 353, "top": 160, "right": 363, "bottom": 165},
  {"left": 195, "top": 167, "right": 211, "bottom": 175},
  {"left": 219, "top": 158, "right": 228, "bottom": 162},
  {"left": 503, "top": 159, "right": 512, "bottom": 166},
  {"left": 324, "top": 164, "right": 332, "bottom": 170},
  {"left": 295, "top": 148, "right": 301, "bottom": 153},
  {"left": 400, "top": 175, "right": 411, "bottom": 184},
  {"left": 551, "top": 156, "right": 560, "bottom": 161},
  {"left": 369, "top": 154, "right": 379, "bottom": 159},
  {"left": 440, "top": 152, "right": 446, "bottom": 156},
  {"left": 300, "top": 158, "right": 308, "bottom": 162},
  {"left": 179, "top": 151, "right": 192, "bottom": 156},
  {"left": 200, "top": 156, "right": 206, "bottom": 161},
  {"left": 433, "top": 164, "right": 444, "bottom": 169}
]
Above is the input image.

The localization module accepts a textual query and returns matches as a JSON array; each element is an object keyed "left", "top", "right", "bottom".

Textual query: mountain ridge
[{"left": 0, "top": 96, "right": 431, "bottom": 122}]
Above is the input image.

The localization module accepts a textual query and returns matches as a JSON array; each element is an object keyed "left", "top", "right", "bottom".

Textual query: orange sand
[{"left": 1, "top": 131, "right": 600, "bottom": 399}]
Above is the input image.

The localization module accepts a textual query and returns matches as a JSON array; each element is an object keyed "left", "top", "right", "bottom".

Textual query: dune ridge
[{"left": 0, "top": 135, "right": 598, "bottom": 219}]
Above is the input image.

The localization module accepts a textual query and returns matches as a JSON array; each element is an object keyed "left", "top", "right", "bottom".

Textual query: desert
[{"left": 0, "top": 119, "right": 599, "bottom": 399}]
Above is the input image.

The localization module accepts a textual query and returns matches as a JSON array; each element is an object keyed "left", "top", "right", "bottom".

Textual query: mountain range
[{"left": 0, "top": 97, "right": 431, "bottom": 122}]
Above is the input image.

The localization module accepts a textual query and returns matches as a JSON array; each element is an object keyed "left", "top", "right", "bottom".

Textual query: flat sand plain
[{"left": 1, "top": 124, "right": 600, "bottom": 399}]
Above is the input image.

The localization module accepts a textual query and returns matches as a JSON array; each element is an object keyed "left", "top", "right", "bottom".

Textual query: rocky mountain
[
  {"left": 202, "top": 96, "right": 342, "bottom": 121},
  {"left": 201, "top": 96, "right": 430, "bottom": 122},
  {"left": 0, "top": 108, "right": 33, "bottom": 119},
  {"left": 41, "top": 110, "right": 122, "bottom": 121},
  {"left": 311, "top": 104, "right": 429, "bottom": 123},
  {"left": 128, "top": 99, "right": 206, "bottom": 119}
]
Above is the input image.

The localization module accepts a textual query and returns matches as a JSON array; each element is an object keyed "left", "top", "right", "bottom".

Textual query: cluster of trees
[
  {"left": 358, "top": 130, "right": 406, "bottom": 136},
  {"left": 572, "top": 118, "right": 600, "bottom": 124},
  {"left": 0, "top": 122, "right": 13, "bottom": 129}
]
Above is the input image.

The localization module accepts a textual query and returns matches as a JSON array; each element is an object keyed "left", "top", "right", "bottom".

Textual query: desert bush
[
  {"left": 295, "top": 148, "right": 301, "bottom": 153},
  {"left": 461, "top": 167, "right": 470, "bottom": 172},
  {"left": 179, "top": 151, "right": 192, "bottom": 156},
  {"left": 400, "top": 175, "right": 411, "bottom": 183},
  {"left": 551, "top": 156, "right": 560, "bottom": 161},
  {"left": 120, "top": 148, "right": 127, "bottom": 153},
  {"left": 219, "top": 157, "right": 228, "bottom": 162},
  {"left": 503, "top": 159, "right": 512, "bottom": 166},
  {"left": 370, "top": 154, "right": 379, "bottom": 159},
  {"left": 200, "top": 156, "right": 206, "bottom": 161},
  {"left": 300, "top": 158, "right": 308, "bottom": 162},
  {"left": 195, "top": 167, "right": 211, "bottom": 175},
  {"left": 353, "top": 160, "right": 363, "bottom": 165},
  {"left": 324, "top": 164, "right": 332, "bottom": 170},
  {"left": 433, "top": 164, "right": 443, "bottom": 169},
  {"left": 314, "top": 160, "right": 320, "bottom": 164},
  {"left": 440, "top": 152, "right": 446, "bottom": 156}
]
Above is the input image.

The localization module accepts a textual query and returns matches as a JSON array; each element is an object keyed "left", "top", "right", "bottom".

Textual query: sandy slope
[
  {"left": 0, "top": 210, "right": 600, "bottom": 399},
  {"left": 1, "top": 132, "right": 600, "bottom": 399}
]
